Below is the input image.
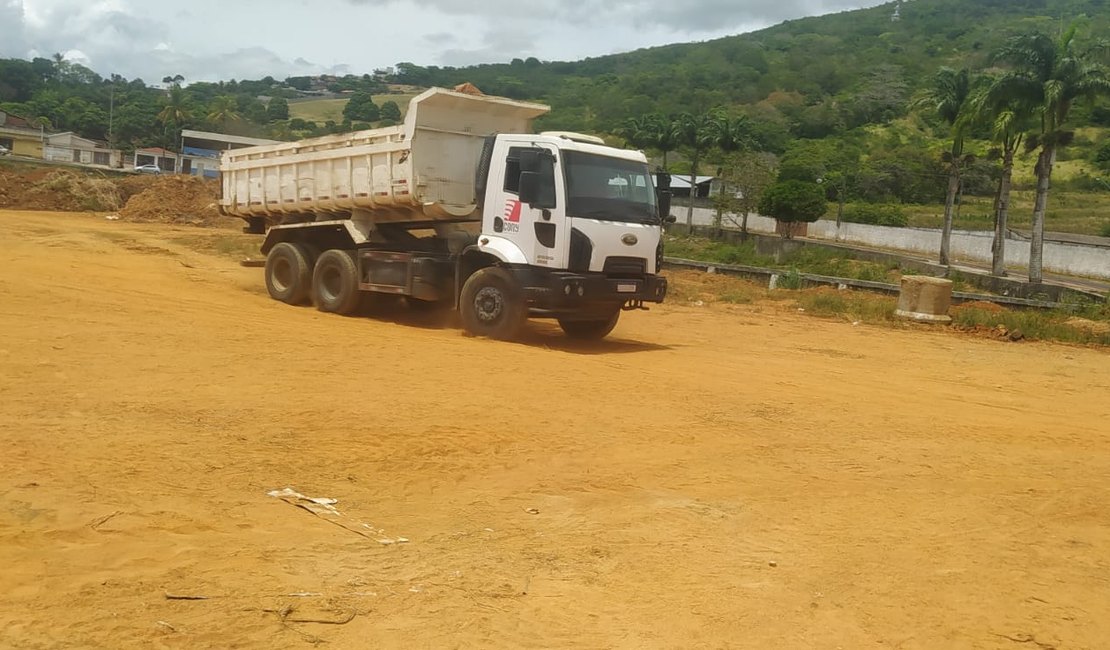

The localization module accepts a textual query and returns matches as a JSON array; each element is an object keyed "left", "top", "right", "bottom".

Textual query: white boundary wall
[{"left": 683, "top": 206, "right": 1110, "bottom": 280}]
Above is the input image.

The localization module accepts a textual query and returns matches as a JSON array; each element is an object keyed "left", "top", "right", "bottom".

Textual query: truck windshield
[{"left": 563, "top": 151, "right": 658, "bottom": 224}]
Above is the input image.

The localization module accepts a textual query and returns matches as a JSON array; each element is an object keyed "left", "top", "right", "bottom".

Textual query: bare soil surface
[{"left": 2, "top": 210, "right": 1109, "bottom": 649}]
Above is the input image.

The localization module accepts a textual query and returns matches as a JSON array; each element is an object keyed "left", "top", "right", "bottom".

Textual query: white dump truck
[{"left": 219, "top": 87, "right": 672, "bottom": 340}]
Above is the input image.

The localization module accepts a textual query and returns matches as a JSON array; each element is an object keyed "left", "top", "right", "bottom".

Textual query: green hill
[
  {"left": 391, "top": 0, "right": 1109, "bottom": 136},
  {"left": 2, "top": 0, "right": 1109, "bottom": 234}
]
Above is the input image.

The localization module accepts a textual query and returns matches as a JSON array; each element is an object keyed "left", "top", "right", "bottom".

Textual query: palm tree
[
  {"left": 648, "top": 114, "right": 679, "bottom": 171},
  {"left": 970, "top": 78, "right": 1035, "bottom": 277},
  {"left": 206, "top": 95, "right": 241, "bottom": 132},
  {"left": 674, "top": 111, "right": 726, "bottom": 230},
  {"left": 916, "top": 67, "right": 974, "bottom": 267},
  {"left": 158, "top": 85, "right": 192, "bottom": 126},
  {"left": 157, "top": 85, "right": 192, "bottom": 152},
  {"left": 616, "top": 115, "right": 656, "bottom": 155},
  {"left": 992, "top": 25, "right": 1110, "bottom": 282}
]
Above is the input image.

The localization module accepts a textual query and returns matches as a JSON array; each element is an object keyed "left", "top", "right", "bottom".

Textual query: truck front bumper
[{"left": 523, "top": 270, "right": 668, "bottom": 310}]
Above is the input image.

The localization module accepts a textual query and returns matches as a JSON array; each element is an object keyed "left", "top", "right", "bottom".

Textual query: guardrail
[{"left": 662, "top": 257, "right": 1086, "bottom": 311}]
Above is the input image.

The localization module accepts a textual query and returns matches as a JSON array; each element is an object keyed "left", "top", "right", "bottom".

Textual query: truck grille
[{"left": 603, "top": 256, "right": 647, "bottom": 278}]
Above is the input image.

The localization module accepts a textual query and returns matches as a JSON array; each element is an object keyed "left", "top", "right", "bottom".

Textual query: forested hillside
[{"left": 1, "top": 0, "right": 1108, "bottom": 229}]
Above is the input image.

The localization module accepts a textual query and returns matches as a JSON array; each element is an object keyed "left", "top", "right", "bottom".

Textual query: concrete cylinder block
[{"left": 895, "top": 275, "right": 953, "bottom": 323}]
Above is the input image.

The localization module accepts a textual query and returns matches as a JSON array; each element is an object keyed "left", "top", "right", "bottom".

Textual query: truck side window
[
  {"left": 503, "top": 147, "right": 556, "bottom": 207},
  {"left": 504, "top": 153, "right": 522, "bottom": 193}
]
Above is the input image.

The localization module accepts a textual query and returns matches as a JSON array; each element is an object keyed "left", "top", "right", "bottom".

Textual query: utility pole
[{"left": 108, "top": 84, "right": 115, "bottom": 148}]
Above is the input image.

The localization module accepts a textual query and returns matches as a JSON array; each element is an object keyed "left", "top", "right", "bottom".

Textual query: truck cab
[{"left": 463, "top": 132, "right": 669, "bottom": 338}]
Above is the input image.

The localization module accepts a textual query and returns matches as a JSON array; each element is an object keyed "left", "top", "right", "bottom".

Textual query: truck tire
[
  {"left": 558, "top": 309, "right": 621, "bottom": 340},
  {"left": 312, "top": 249, "right": 362, "bottom": 315},
  {"left": 265, "top": 242, "right": 312, "bottom": 305},
  {"left": 460, "top": 267, "right": 527, "bottom": 340}
]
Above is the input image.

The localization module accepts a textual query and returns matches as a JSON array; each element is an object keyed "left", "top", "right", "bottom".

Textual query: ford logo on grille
[{"left": 621, "top": 234, "right": 638, "bottom": 246}]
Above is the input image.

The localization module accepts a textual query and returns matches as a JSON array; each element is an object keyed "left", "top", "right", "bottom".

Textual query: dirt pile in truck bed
[{"left": 117, "top": 175, "right": 223, "bottom": 225}]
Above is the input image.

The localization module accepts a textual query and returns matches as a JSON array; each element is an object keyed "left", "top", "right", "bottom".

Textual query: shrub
[
  {"left": 1056, "top": 172, "right": 1110, "bottom": 192},
  {"left": 1094, "top": 141, "right": 1110, "bottom": 170},
  {"left": 1100, "top": 222, "right": 1110, "bottom": 238},
  {"left": 840, "top": 202, "right": 908, "bottom": 227},
  {"left": 759, "top": 180, "right": 827, "bottom": 238},
  {"left": 776, "top": 268, "right": 804, "bottom": 289}
]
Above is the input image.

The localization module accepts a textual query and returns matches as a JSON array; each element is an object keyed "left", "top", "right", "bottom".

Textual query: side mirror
[
  {"left": 519, "top": 149, "right": 541, "bottom": 173},
  {"left": 519, "top": 171, "right": 540, "bottom": 203},
  {"left": 657, "top": 189, "right": 673, "bottom": 224},
  {"left": 518, "top": 172, "right": 556, "bottom": 209}
]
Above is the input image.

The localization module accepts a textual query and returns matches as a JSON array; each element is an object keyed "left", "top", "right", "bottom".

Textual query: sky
[{"left": 1, "top": 0, "right": 890, "bottom": 83}]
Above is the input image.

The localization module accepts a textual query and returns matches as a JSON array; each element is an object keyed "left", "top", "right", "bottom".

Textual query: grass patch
[
  {"left": 664, "top": 235, "right": 775, "bottom": 266},
  {"left": 951, "top": 304, "right": 1110, "bottom": 346},
  {"left": 665, "top": 235, "right": 900, "bottom": 284},
  {"left": 902, "top": 189, "right": 1110, "bottom": 236},
  {"left": 288, "top": 93, "right": 420, "bottom": 124},
  {"left": 667, "top": 266, "right": 1110, "bottom": 347},
  {"left": 795, "top": 289, "right": 899, "bottom": 322}
]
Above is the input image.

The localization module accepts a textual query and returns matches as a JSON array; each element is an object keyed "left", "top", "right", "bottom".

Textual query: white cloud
[{"left": 0, "top": 0, "right": 888, "bottom": 81}]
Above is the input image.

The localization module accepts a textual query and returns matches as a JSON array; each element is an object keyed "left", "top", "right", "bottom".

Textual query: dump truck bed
[{"left": 219, "top": 88, "right": 549, "bottom": 223}]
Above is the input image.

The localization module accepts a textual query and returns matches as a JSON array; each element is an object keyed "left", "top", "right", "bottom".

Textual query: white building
[{"left": 44, "top": 132, "right": 123, "bottom": 169}]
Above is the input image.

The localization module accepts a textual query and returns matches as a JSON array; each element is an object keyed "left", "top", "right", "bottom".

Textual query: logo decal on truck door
[{"left": 504, "top": 199, "right": 522, "bottom": 223}]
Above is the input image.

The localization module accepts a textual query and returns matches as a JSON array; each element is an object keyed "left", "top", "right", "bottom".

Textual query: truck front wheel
[
  {"left": 558, "top": 309, "right": 621, "bottom": 340},
  {"left": 460, "top": 267, "right": 526, "bottom": 340},
  {"left": 265, "top": 242, "right": 312, "bottom": 305},
  {"left": 312, "top": 250, "right": 362, "bottom": 315}
]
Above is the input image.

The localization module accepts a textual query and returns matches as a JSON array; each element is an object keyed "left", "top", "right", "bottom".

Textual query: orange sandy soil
[{"left": 1, "top": 210, "right": 1108, "bottom": 649}]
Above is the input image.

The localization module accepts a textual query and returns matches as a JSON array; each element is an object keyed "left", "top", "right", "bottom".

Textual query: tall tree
[
  {"left": 709, "top": 115, "right": 757, "bottom": 232},
  {"left": 970, "top": 77, "right": 1035, "bottom": 277},
  {"left": 714, "top": 150, "right": 777, "bottom": 238},
  {"left": 380, "top": 100, "right": 402, "bottom": 122},
  {"left": 674, "top": 110, "right": 726, "bottom": 230},
  {"left": 205, "top": 95, "right": 241, "bottom": 132},
  {"left": 648, "top": 114, "right": 679, "bottom": 170},
  {"left": 266, "top": 96, "right": 290, "bottom": 122},
  {"left": 616, "top": 115, "right": 657, "bottom": 152},
  {"left": 157, "top": 85, "right": 192, "bottom": 152},
  {"left": 992, "top": 26, "right": 1110, "bottom": 283},
  {"left": 916, "top": 67, "right": 974, "bottom": 267}
]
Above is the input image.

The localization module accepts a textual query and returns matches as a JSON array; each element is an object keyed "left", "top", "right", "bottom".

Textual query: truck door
[{"left": 487, "top": 144, "right": 567, "bottom": 270}]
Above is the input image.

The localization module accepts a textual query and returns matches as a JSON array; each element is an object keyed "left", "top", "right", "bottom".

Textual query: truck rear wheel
[
  {"left": 312, "top": 249, "right": 362, "bottom": 315},
  {"left": 558, "top": 309, "right": 621, "bottom": 340},
  {"left": 460, "top": 267, "right": 526, "bottom": 340},
  {"left": 265, "top": 242, "right": 312, "bottom": 305}
]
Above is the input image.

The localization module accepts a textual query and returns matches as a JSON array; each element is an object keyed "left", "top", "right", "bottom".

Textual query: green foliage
[
  {"left": 342, "top": 93, "right": 380, "bottom": 122},
  {"left": 2, "top": 0, "right": 1110, "bottom": 180},
  {"left": 1100, "top": 222, "right": 1110, "bottom": 237},
  {"left": 952, "top": 305, "right": 1110, "bottom": 346},
  {"left": 759, "top": 180, "right": 828, "bottom": 224},
  {"left": 840, "top": 203, "right": 909, "bottom": 227},
  {"left": 666, "top": 235, "right": 900, "bottom": 283},
  {"left": 380, "top": 100, "right": 402, "bottom": 122},
  {"left": 663, "top": 236, "right": 776, "bottom": 267},
  {"left": 1056, "top": 171, "right": 1110, "bottom": 191},
  {"left": 1096, "top": 141, "right": 1110, "bottom": 170},
  {"left": 776, "top": 269, "right": 804, "bottom": 290},
  {"left": 266, "top": 97, "right": 289, "bottom": 122},
  {"left": 794, "top": 291, "right": 899, "bottom": 322}
]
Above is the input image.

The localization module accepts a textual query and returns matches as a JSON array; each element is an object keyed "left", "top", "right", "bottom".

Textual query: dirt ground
[{"left": 1, "top": 209, "right": 1108, "bottom": 650}]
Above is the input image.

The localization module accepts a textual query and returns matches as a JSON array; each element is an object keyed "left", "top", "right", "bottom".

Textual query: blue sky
[{"left": 1, "top": 0, "right": 889, "bottom": 82}]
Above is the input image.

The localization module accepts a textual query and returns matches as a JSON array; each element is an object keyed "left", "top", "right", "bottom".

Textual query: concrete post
[{"left": 895, "top": 276, "right": 953, "bottom": 323}]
